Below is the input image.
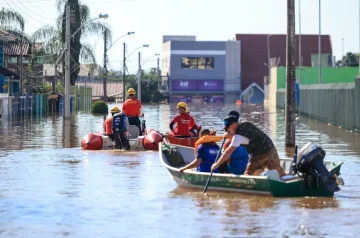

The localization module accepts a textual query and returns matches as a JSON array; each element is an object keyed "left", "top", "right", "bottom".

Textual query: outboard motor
[{"left": 295, "top": 142, "right": 340, "bottom": 193}]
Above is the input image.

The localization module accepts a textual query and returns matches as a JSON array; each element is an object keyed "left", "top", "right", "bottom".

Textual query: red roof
[
  {"left": 4, "top": 43, "right": 29, "bottom": 56},
  {"left": 236, "top": 34, "right": 333, "bottom": 90}
]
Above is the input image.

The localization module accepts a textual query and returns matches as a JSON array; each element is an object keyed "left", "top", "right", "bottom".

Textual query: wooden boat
[{"left": 159, "top": 142, "right": 344, "bottom": 197}]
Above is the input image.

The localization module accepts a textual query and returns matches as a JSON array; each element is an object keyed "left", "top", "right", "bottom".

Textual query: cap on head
[
  {"left": 223, "top": 115, "right": 238, "bottom": 131},
  {"left": 128, "top": 88, "right": 136, "bottom": 96},
  {"left": 228, "top": 110, "right": 240, "bottom": 121},
  {"left": 110, "top": 106, "right": 121, "bottom": 113}
]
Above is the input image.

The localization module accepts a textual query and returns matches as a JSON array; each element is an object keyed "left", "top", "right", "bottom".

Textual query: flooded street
[{"left": 0, "top": 103, "right": 359, "bottom": 237}]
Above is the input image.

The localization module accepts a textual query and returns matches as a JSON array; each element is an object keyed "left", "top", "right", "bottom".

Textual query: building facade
[
  {"left": 236, "top": 34, "right": 333, "bottom": 104},
  {"left": 161, "top": 40, "right": 241, "bottom": 103}
]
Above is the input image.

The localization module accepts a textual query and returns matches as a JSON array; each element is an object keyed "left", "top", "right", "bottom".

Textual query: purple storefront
[{"left": 170, "top": 80, "right": 224, "bottom": 103}]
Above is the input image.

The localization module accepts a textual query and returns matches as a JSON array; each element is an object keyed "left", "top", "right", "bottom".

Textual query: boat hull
[
  {"left": 163, "top": 135, "right": 198, "bottom": 148},
  {"left": 159, "top": 143, "right": 343, "bottom": 197}
]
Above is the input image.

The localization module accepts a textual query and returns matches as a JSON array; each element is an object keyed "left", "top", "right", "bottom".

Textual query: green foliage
[
  {"left": 91, "top": 100, "right": 108, "bottom": 114},
  {"left": 125, "top": 68, "right": 164, "bottom": 103},
  {"left": 336, "top": 52, "right": 359, "bottom": 67}
]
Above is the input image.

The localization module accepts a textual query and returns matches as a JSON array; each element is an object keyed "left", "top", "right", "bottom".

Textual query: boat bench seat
[
  {"left": 162, "top": 144, "right": 186, "bottom": 167},
  {"left": 280, "top": 175, "right": 299, "bottom": 181}
]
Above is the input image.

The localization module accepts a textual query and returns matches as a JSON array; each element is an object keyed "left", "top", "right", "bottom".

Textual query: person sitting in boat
[
  {"left": 185, "top": 107, "right": 201, "bottom": 136},
  {"left": 104, "top": 106, "right": 121, "bottom": 140},
  {"left": 211, "top": 112, "right": 286, "bottom": 177},
  {"left": 179, "top": 129, "right": 221, "bottom": 173},
  {"left": 169, "top": 102, "right": 197, "bottom": 137},
  {"left": 122, "top": 88, "right": 142, "bottom": 135},
  {"left": 112, "top": 110, "right": 130, "bottom": 150}
]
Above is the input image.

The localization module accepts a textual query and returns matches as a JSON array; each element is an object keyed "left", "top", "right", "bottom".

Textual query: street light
[
  {"left": 141, "top": 53, "right": 160, "bottom": 66},
  {"left": 71, "top": 13, "right": 109, "bottom": 39},
  {"left": 107, "top": 31, "right": 135, "bottom": 51},
  {"left": 122, "top": 44, "right": 149, "bottom": 103},
  {"left": 127, "top": 44, "right": 149, "bottom": 58}
]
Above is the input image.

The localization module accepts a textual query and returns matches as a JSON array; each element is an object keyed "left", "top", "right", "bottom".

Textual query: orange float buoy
[
  {"left": 143, "top": 130, "right": 163, "bottom": 151},
  {"left": 235, "top": 99, "right": 242, "bottom": 106},
  {"left": 81, "top": 133, "right": 104, "bottom": 150}
]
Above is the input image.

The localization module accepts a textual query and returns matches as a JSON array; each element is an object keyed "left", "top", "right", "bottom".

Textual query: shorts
[{"left": 244, "top": 146, "right": 286, "bottom": 177}]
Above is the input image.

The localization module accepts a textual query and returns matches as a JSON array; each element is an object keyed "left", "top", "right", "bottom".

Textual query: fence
[{"left": 276, "top": 77, "right": 360, "bottom": 131}]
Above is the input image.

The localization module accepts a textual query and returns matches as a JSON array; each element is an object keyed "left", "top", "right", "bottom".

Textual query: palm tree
[
  {"left": 32, "top": 0, "right": 112, "bottom": 85},
  {"left": 0, "top": 8, "right": 30, "bottom": 42}
]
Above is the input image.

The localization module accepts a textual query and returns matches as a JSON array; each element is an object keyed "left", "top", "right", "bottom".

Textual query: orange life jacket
[{"left": 194, "top": 135, "right": 224, "bottom": 156}]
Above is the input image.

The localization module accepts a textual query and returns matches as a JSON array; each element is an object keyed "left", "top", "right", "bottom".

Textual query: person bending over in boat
[
  {"left": 211, "top": 112, "right": 286, "bottom": 177},
  {"left": 218, "top": 111, "right": 249, "bottom": 175},
  {"left": 220, "top": 128, "right": 249, "bottom": 175},
  {"left": 179, "top": 129, "right": 220, "bottom": 173},
  {"left": 112, "top": 110, "right": 130, "bottom": 150},
  {"left": 104, "top": 106, "right": 121, "bottom": 140},
  {"left": 169, "top": 102, "right": 198, "bottom": 137},
  {"left": 122, "top": 88, "right": 142, "bottom": 135}
]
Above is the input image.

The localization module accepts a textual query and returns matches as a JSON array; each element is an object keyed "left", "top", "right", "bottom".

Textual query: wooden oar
[{"left": 203, "top": 138, "right": 226, "bottom": 194}]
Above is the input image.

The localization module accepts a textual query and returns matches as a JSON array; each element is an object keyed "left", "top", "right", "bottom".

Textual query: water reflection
[{"left": 0, "top": 103, "right": 359, "bottom": 237}]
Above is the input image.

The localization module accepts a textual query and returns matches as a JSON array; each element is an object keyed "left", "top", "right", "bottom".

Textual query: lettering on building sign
[
  {"left": 180, "top": 81, "right": 188, "bottom": 87},
  {"left": 204, "top": 81, "right": 216, "bottom": 87}
]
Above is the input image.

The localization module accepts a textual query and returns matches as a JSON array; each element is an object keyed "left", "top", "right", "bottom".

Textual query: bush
[
  {"left": 151, "top": 90, "right": 164, "bottom": 103},
  {"left": 91, "top": 100, "right": 108, "bottom": 114}
]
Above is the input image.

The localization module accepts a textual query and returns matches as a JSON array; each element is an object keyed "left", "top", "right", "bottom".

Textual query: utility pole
[
  {"left": 318, "top": 0, "right": 322, "bottom": 84},
  {"left": 285, "top": 0, "right": 296, "bottom": 147},
  {"left": 64, "top": 5, "right": 71, "bottom": 119},
  {"left": 157, "top": 57, "right": 160, "bottom": 90},
  {"left": 299, "top": 0, "right": 302, "bottom": 82},
  {"left": 342, "top": 38, "right": 344, "bottom": 67},
  {"left": 103, "top": 30, "right": 108, "bottom": 101},
  {"left": 267, "top": 35, "right": 271, "bottom": 84},
  {"left": 122, "top": 42, "right": 126, "bottom": 103},
  {"left": 20, "top": 38, "right": 23, "bottom": 95},
  {"left": 137, "top": 51, "right": 141, "bottom": 103}
]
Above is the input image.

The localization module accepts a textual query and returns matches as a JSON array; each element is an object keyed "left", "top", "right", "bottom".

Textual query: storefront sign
[
  {"left": 197, "top": 80, "right": 224, "bottom": 91},
  {"left": 171, "top": 80, "right": 198, "bottom": 91}
]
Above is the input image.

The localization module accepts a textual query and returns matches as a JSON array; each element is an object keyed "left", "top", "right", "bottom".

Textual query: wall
[
  {"left": 276, "top": 82, "right": 360, "bottom": 130},
  {"left": 276, "top": 67, "right": 359, "bottom": 89},
  {"left": 224, "top": 41, "right": 241, "bottom": 101},
  {"left": 169, "top": 41, "right": 226, "bottom": 80},
  {"left": 235, "top": 34, "right": 333, "bottom": 91}
]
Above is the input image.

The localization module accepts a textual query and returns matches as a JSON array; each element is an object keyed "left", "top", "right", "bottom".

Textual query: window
[
  {"left": 181, "top": 57, "right": 214, "bottom": 70},
  {"left": 198, "top": 57, "right": 206, "bottom": 69},
  {"left": 206, "top": 57, "right": 214, "bottom": 69},
  {"left": 8, "top": 57, "right": 17, "bottom": 64}
]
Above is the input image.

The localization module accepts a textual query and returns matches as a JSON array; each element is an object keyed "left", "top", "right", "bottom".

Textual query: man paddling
[{"left": 211, "top": 112, "right": 286, "bottom": 177}]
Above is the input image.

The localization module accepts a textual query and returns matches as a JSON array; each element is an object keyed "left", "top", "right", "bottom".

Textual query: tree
[
  {"left": 0, "top": 7, "right": 24, "bottom": 31},
  {"left": 126, "top": 68, "right": 163, "bottom": 103},
  {"left": 32, "top": 0, "right": 112, "bottom": 85},
  {"left": 336, "top": 52, "right": 359, "bottom": 67}
]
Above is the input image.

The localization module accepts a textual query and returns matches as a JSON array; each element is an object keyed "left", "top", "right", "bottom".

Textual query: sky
[{"left": 1, "top": 0, "right": 360, "bottom": 74}]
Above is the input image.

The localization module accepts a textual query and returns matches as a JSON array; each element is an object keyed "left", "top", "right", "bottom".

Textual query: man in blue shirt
[{"left": 179, "top": 129, "right": 220, "bottom": 173}]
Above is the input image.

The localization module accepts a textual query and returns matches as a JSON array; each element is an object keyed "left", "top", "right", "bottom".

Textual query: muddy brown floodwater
[{"left": 0, "top": 103, "right": 359, "bottom": 237}]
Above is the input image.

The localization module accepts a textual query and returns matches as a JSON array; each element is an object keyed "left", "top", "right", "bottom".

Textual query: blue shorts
[{"left": 227, "top": 159, "right": 248, "bottom": 175}]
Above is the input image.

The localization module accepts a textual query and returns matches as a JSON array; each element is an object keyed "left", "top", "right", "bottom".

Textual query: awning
[{"left": 0, "top": 66, "right": 20, "bottom": 78}]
